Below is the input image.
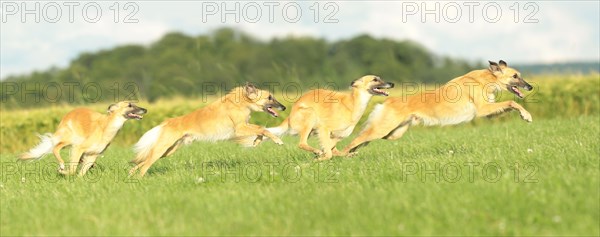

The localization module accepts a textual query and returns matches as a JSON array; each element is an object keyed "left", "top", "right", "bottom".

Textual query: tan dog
[
  {"left": 266, "top": 75, "right": 394, "bottom": 160},
  {"left": 19, "top": 101, "right": 147, "bottom": 176},
  {"left": 129, "top": 83, "right": 285, "bottom": 177},
  {"left": 341, "top": 60, "right": 533, "bottom": 155}
]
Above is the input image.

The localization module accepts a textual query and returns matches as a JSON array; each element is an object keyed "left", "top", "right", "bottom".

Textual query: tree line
[{"left": 1, "top": 28, "right": 480, "bottom": 108}]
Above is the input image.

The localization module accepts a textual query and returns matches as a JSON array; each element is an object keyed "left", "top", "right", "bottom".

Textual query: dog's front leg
[
  {"left": 476, "top": 101, "right": 532, "bottom": 122},
  {"left": 235, "top": 124, "right": 284, "bottom": 145},
  {"left": 252, "top": 135, "right": 265, "bottom": 146},
  {"left": 60, "top": 147, "right": 84, "bottom": 176},
  {"left": 78, "top": 154, "right": 99, "bottom": 177}
]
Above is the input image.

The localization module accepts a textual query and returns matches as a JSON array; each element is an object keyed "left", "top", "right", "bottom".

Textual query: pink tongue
[
  {"left": 267, "top": 107, "right": 278, "bottom": 116},
  {"left": 515, "top": 88, "right": 523, "bottom": 97},
  {"left": 375, "top": 88, "right": 388, "bottom": 95}
]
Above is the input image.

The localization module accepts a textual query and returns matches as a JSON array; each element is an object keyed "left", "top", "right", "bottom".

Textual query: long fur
[
  {"left": 266, "top": 118, "right": 290, "bottom": 136},
  {"left": 131, "top": 125, "right": 163, "bottom": 164},
  {"left": 234, "top": 119, "right": 290, "bottom": 147},
  {"left": 19, "top": 133, "right": 57, "bottom": 160},
  {"left": 363, "top": 104, "right": 385, "bottom": 129}
]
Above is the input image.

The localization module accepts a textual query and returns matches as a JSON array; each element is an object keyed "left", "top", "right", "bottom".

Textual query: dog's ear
[
  {"left": 499, "top": 60, "right": 508, "bottom": 68},
  {"left": 244, "top": 82, "right": 258, "bottom": 96},
  {"left": 488, "top": 60, "right": 502, "bottom": 73},
  {"left": 350, "top": 78, "right": 361, "bottom": 88},
  {"left": 107, "top": 103, "right": 118, "bottom": 114}
]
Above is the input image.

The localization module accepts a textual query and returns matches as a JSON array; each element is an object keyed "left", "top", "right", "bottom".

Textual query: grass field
[
  {"left": 1, "top": 74, "right": 599, "bottom": 154},
  {"left": 1, "top": 114, "right": 598, "bottom": 236}
]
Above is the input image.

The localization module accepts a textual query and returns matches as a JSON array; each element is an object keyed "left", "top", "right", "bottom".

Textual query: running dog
[
  {"left": 266, "top": 75, "right": 394, "bottom": 160},
  {"left": 341, "top": 60, "right": 533, "bottom": 155},
  {"left": 20, "top": 101, "right": 147, "bottom": 176},
  {"left": 129, "top": 82, "right": 285, "bottom": 177}
]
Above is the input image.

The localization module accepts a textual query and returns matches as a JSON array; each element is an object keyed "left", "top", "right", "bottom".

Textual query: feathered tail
[
  {"left": 131, "top": 125, "right": 163, "bottom": 164},
  {"left": 266, "top": 118, "right": 290, "bottom": 137},
  {"left": 19, "top": 133, "right": 57, "bottom": 160}
]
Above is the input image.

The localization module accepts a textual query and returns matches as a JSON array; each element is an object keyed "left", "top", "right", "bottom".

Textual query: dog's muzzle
[
  {"left": 264, "top": 103, "right": 285, "bottom": 117},
  {"left": 371, "top": 82, "right": 394, "bottom": 96},
  {"left": 126, "top": 107, "right": 147, "bottom": 120}
]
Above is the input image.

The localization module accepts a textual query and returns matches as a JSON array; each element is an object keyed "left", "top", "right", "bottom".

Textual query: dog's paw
[
  {"left": 272, "top": 138, "right": 284, "bottom": 145},
  {"left": 57, "top": 169, "right": 68, "bottom": 175},
  {"left": 314, "top": 151, "right": 333, "bottom": 161},
  {"left": 315, "top": 156, "right": 332, "bottom": 162},
  {"left": 332, "top": 150, "right": 346, "bottom": 157},
  {"left": 520, "top": 111, "right": 533, "bottom": 122}
]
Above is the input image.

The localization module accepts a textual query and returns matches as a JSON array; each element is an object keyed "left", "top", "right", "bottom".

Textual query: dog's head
[
  {"left": 350, "top": 75, "right": 395, "bottom": 96},
  {"left": 488, "top": 60, "right": 533, "bottom": 98},
  {"left": 242, "top": 82, "right": 286, "bottom": 117},
  {"left": 107, "top": 101, "right": 147, "bottom": 120}
]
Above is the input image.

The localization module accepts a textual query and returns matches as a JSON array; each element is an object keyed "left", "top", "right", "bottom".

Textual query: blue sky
[{"left": 1, "top": 1, "right": 599, "bottom": 79}]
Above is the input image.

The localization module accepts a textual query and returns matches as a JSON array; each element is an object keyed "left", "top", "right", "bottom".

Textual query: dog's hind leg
[
  {"left": 383, "top": 125, "right": 410, "bottom": 140},
  {"left": 129, "top": 161, "right": 145, "bottom": 176},
  {"left": 341, "top": 122, "right": 399, "bottom": 156},
  {"left": 316, "top": 128, "right": 335, "bottom": 161},
  {"left": 343, "top": 114, "right": 416, "bottom": 155},
  {"left": 163, "top": 138, "right": 185, "bottom": 157},
  {"left": 53, "top": 142, "right": 68, "bottom": 171},
  {"left": 383, "top": 115, "right": 416, "bottom": 140},
  {"left": 331, "top": 138, "right": 345, "bottom": 156},
  {"left": 290, "top": 108, "right": 321, "bottom": 155},
  {"left": 297, "top": 126, "right": 321, "bottom": 155},
  {"left": 137, "top": 134, "right": 182, "bottom": 177}
]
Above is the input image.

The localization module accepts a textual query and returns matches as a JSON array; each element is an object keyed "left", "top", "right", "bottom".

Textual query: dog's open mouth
[
  {"left": 509, "top": 86, "right": 524, "bottom": 98},
  {"left": 126, "top": 113, "right": 144, "bottom": 120},
  {"left": 371, "top": 87, "right": 390, "bottom": 96},
  {"left": 265, "top": 107, "right": 279, "bottom": 117}
]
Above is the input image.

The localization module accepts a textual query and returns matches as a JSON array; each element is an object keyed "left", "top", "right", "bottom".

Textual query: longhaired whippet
[
  {"left": 20, "top": 101, "right": 147, "bottom": 176},
  {"left": 266, "top": 75, "right": 394, "bottom": 160},
  {"left": 129, "top": 82, "right": 285, "bottom": 177},
  {"left": 341, "top": 60, "right": 533, "bottom": 155}
]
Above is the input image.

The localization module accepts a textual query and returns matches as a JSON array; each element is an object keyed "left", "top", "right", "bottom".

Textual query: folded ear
[
  {"left": 488, "top": 60, "right": 502, "bottom": 73},
  {"left": 350, "top": 78, "right": 361, "bottom": 87},
  {"left": 244, "top": 82, "right": 258, "bottom": 96},
  {"left": 499, "top": 60, "right": 508, "bottom": 68},
  {"left": 107, "top": 103, "right": 118, "bottom": 114}
]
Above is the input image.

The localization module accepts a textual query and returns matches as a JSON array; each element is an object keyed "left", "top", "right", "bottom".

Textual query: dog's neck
[
  {"left": 349, "top": 88, "right": 373, "bottom": 122},
  {"left": 222, "top": 92, "right": 254, "bottom": 116},
  {"left": 99, "top": 113, "right": 128, "bottom": 143},
  {"left": 465, "top": 69, "right": 503, "bottom": 93}
]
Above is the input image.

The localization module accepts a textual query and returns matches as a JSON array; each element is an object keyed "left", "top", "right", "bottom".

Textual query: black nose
[
  {"left": 280, "top": 105, "right": 286, "bottom": 111},
  {"left": 525, "top": 84, "right": 533, "bottom": 91},
  {"left": 388, "top": 82, "right": 395, "bottom": 88},
  {"left": 141, "top": 108, "right": 148, "bottom": 113}
]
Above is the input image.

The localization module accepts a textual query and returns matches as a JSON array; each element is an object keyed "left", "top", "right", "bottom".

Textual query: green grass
[{"left": 1, "top": 115, "right": 599, "bottom": 236}]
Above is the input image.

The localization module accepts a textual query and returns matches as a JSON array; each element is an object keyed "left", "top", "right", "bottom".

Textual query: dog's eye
[
  {"left": 513, "top": 74, "right": 518, "bottom": 79},
  {"left": 128, "top": 103, "right": 132, "bottom": 107},
  {"left": 268, "top": 95, "right": 273, "bottom": 100}
]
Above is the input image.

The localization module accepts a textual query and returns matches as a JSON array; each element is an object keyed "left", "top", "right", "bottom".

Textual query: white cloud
[{"left": 1, "top": 1, "right": 598, "bottom": 79}]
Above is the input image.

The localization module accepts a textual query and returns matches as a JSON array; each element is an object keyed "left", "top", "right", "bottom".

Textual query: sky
[{"left": 1, "top": 1, "right": 599, "bottom": 79}]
